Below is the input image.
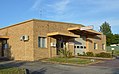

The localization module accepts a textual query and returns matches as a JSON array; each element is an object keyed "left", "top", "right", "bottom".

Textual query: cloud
[
  {"left": 31, "top": 0, "right": 70, "bottom": 12},
  {"left": 49, "top": 0, "right": 70, "bottom": 14},
  {"left": 31, "top": 0, "right": 119, "bottom": 18},
  {"left": 30, "top": 0, "right": 71, "bottom": 19},
  {"left": 31, "top": 0, "right": 42, "bottom": 10},
  {"left": 30, "top": 0, "right": 119, "bottom": 34}
]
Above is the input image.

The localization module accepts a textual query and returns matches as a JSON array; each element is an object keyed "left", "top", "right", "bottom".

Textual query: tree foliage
[
  {"left": 100, "top": 22, "right": 119, "bottom": 46},
  {"left": 100, "top": 22, "right": 112, "bottom": 46},
  {"left": 100, "top": 22, "right": 112, "bottom": 35},
  {"left": 112, "top": 34, "right": 119, "bottom": 44}
]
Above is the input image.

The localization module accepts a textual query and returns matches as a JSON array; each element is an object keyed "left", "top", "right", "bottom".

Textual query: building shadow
[
  {"left": 111, "top": 68, "right": 119, "bottom": 74},
  {"left": 31, "top": 68, "right": 47, "bottom": 74},
  {"left": 0, "top": 57, "right": 10, "bottom": 62},
  {"left": 0, "top": 61, "right": 26, "bottom": 69}
]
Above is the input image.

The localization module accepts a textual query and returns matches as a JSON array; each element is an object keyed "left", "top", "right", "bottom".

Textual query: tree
[
  {"left": 99, "top": 22, "right": 112, "bottom": 46},
  {"left": 106, "top": 33, "right": 113, "bottom": 46},
  {"left": 112, "top": 34, "right": 119, "bottom": 44},
  {"left": 100, "top": 22, "right": 112, "bottom": 35}
]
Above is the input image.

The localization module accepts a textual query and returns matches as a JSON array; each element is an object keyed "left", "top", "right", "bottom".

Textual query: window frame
[
  {"left": 102, "top": 44, "right": 105, "bottom": 50},
  {"left": 38, "top": 36, "right": 47, "bottom": 48},
  {"left": 94, "top": 43, "right": 98, "bottom": 49}
]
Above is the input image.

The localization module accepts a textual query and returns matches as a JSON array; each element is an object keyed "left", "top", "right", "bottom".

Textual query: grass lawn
[
  {"left": 0, "top": 66, "right": 26, "bottom": 74},
  {"left": 45, "top": 57, "right": 95, "bottom": 64}
]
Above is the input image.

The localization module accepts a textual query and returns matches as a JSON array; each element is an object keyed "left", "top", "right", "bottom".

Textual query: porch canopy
[
  {"left": 68, "top": 27, "right": 102, "bottom": 36},
  {"left": 47, "top": 32, "right": 80, "bottom": 38},
  {"left": 0, "top": 35, "right": 9, "bottom": 39}
]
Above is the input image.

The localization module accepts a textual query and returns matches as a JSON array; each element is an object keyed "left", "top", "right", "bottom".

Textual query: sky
[{"left": 0, "top": 0, "right": 119, "bottom": 34}]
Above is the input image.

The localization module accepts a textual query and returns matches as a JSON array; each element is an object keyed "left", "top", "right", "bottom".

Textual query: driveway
[
  {"left": 91, "top": 59, "right": 119, "bottom": 68},
  {"left": 0, "top": 59, "right": 119, "bottom": 74}
]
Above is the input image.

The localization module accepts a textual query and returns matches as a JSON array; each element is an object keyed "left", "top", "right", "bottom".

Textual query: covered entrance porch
[{"left": 47, "top": 32, "right": 79, "bottom": 56}]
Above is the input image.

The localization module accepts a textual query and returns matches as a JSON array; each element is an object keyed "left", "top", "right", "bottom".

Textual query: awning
[
  {"left": 0, "top": 35, "right": 9, "bottom": 39},
  {"left": 68, "top": 27, "right": 102, "bottom": 35},
  {"left": 47, "top": 32, "right": 80, "bottom": 38}
]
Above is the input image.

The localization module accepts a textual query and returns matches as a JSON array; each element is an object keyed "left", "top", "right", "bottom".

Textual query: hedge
[
  {"left": 86, "top": 52, "right": 94, "bottom": 57},
  {"left": 95, "top": 52, "right": 112, "bottom": 58}
]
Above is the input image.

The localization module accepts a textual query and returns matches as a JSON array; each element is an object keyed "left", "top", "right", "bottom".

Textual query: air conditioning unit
[{"left": 20, "top": 35, "right": 29, "bottom": 41}]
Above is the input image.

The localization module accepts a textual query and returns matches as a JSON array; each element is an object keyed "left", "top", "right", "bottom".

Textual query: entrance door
[
  {"left": 56, "top": 38, "right": 65, "bottom": 55},
  {"left": 0, "top": 39, "right": 8, "bottom": 57},
  {"left": 0, "top": 40, "right": 4, "bottom": 57},
  {"left": 0, "top": 41, "right": 2, "bottom": 57}
]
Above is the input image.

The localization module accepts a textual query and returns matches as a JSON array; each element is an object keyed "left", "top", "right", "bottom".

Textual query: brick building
[{"left": 0, "top": 19, "right": 106, "bottom": 61}]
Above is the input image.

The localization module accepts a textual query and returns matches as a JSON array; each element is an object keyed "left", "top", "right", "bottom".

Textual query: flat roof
[
  {"left": 68, "top": 27, "right": 102, "bottom": 35},
  {"left": 0, "top": 19, "right": 84, "bottom": 30},
  {"left": 0, "top": 35, "right": 9, "bottom": 39},
  {"left": 47, "top": 32, "right": 80, "bottom": 38},
  {"left": 0, "top": 19, "right": 101, "bottom": 35}
]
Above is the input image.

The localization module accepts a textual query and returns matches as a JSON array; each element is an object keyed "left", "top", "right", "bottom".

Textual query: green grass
[
  {"left": 0, "top": 67, "right": 26, "bottom": 74},
  {"left": 45, "top": 57, "right": 93, "bottom": 64}
]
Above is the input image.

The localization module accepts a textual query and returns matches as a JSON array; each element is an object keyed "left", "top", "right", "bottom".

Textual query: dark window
[
  {"left": 80, "top": 46, "right": 83, "bottom": 48},
  {"left": 2, "top": 40, "right": 7, "bottom": 44},
  {"left": 77, "top": 46, "right": 79, "bottom": 48},
  {"left": 61, "top": 42, "right": 64, "bottom": 48},
  {"left": 84, "top": 46, "right": 86, "bottom": 49}
]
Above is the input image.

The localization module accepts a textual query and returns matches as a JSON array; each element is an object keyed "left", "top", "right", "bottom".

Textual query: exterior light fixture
[{"left": 111, "top": 48, "right": 115, "bottom": 57}]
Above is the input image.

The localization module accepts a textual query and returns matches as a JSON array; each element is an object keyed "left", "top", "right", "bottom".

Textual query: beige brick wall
[
  {"left": 33, "top": 20, "right": 81, "bottom": 60},
  {"left": 86, "top": 34, "right": 106, "bottom": 53},
  {"left": 0, "top": 21, "right": 34, "bottom": 61},
  {"left": 0, "top": 19, "right": 106, "bottom": 61},
  {"left": 32, "top": 20, "right": 106, "bottom": 60}
]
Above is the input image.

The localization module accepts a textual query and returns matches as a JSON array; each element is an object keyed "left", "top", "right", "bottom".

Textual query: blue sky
[{"left": 0, "top": 0, "right": 119, "bottom": 34}]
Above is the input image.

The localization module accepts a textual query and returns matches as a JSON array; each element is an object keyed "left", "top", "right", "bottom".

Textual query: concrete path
[{"left": 0, "top": 59, "right": 119, "bottom": 74}]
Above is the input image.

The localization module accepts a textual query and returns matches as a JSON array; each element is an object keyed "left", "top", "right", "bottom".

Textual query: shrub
[
  {"left": 86, "top": 52, "right": 94, "bottom": 57},
  {"left": 95, "top": 52, "right": 112, "bottom": 58},
  {"left": 77, "top": 53, "right": 83, "bottom": 56},
  {"left": 77, "top": 53, "right": 80, "bottom": 56},
  {"left": 115, "top": 51, "right": 119, "bottom": 56},
  {"left": 68, "top": 52, "right": 73, "bottom": 58},
  {"left": 77, "top": 52, "right": 86, "bottom": 56},
  {"left": 83, "top": 52, "right": 86, "bottom": 56},
  {"left": 59, "top": 48, "right": 72, "bottom": 58}
]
